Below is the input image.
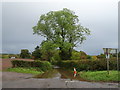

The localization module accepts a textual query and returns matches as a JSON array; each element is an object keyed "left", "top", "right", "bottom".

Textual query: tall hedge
[
  {"left": 57, "top": 59, "right": 117, "bottom": 71},
  {"left": 11, "top": 60, "right": 52, "bottom": 71}
]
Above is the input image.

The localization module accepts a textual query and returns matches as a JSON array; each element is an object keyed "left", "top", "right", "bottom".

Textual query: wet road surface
[{"left": 2, "top": 68, "right": 118, "bottom": 88}]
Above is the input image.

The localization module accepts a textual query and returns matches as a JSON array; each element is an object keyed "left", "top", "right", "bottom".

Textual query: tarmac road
[{"left": 2, "top": 72, "right": 118, "bottom": 88}]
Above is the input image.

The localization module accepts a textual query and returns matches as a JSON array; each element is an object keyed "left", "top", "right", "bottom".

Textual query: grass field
[
  {"left": 1, "top": 54, "right": 9, "bottom": 59},
  {"left": 7, "top": 67, "right": 44, "bottom": 75},
  {"left": 79, "top": 71, "right": 119, "bottom": 82}
]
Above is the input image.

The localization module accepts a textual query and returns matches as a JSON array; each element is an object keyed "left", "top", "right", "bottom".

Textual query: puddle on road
[{"left": 33, "top": 68, "right": 85, "bottom": 81}]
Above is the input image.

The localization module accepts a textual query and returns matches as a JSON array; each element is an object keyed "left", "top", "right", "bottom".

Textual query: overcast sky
[{"left": 1, "top": 0, "right": 118, "bottom": 55}]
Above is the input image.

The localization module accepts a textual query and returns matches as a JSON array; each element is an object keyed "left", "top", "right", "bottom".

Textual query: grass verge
[
  {"left": 79, "top": 71, "right": 119, "bottom": 82},
  {"left": 7, "top": 67, "right": 44, "bottom": 75}
]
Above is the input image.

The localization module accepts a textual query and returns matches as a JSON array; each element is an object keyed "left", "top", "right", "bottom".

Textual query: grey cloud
[{"left": 2, "top": 1, "right": 118, "bottom": 55}]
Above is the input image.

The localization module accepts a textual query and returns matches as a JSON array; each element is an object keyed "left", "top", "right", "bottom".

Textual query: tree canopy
[{"left": 33, "top": 8, "right": 90, "bottom": 60}]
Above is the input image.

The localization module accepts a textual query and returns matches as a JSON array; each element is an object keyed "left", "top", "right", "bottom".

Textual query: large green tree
[{"left": 33, "top": 8, "right": 90, "bottom": 60}]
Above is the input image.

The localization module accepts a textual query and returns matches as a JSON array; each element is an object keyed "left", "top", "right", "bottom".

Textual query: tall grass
[
  {"left": 7, "top": 67, "right": 44, "bottom": 74},
  {"left": 79, "top": 71, "right": 119, "bottom": 82}
]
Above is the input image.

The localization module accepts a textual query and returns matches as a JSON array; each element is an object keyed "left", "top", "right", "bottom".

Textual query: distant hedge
[
  {"left": 11, "top": 60, "right": 52, "bottom": 71},
  {"left": 57, "top": 59, "right": 117, "bottom": 71}
]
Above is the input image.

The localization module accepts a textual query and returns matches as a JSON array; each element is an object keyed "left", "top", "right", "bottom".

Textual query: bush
[
  {"left": 20, "top": 49, "right": 31, "bottom": 59},
  {"left": 97, "top": 54, "right": 106, "bottom": 59},
  {"left": 57, "top": 59, "right": 117, "bottom": 71},
  {"left": 91, "top": 56, "right": 98, "bottom": 60},
  {"left": 11, "top": 60, "right": 52, "bottom": 71},
  {"left": 71, "top": 51, "right": 88, "bottom": 60},
  {"left": 87, "top": 55, "right": 92, "bottom": 59}
]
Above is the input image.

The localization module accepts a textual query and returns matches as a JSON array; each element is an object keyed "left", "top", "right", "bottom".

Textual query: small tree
[
  {"left": 32, "top": 46, "right": 42, "bottom": 59},
  {"left": 20, "top": 49, "right": 31, "bottom": 59}
]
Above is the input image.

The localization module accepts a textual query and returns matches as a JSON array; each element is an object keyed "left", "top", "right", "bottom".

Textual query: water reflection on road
[{"left": 34, "top": 68, "right": 85, "bottom": 81}]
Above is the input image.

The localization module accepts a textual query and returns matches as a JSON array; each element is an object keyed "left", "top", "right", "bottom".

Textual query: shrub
[
  {"left": 71, "top": 51, "right": 88, "bottom": 60},
  {"left": 57, "top": 59, "right": 117, "bottom": 71},
  {"left": 20, "top": 49, "right": 31, "bottom": 59},
  {"left": 80, "top": 51, "right": 87, "bottom": 59},
  {"left": 11, "top": 60, "right": 52, "bottom": 71},
  {"left": 87, "top": 55, "right": 92, "bottom": 59},
  {"left": 97, "top": 54, "right": 106, "bottom": 59},
  {"left": 91, "top": 56, "right": 98, "bottom": 60},
  {"left": 71, "top": 51, "right": 81, "bottom": 60}
]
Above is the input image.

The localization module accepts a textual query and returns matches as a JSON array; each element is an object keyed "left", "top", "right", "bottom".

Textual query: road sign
[{"left": 103, "top": 48, "right": 119, "bottom": 74}]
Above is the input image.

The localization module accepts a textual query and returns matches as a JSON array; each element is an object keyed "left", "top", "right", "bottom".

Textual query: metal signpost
[
  {"left": 103, "top": 48, "right": 111, "bottom": 74},
  {"left": 103, "top": 48, "right": 118, "bottom": 75}
]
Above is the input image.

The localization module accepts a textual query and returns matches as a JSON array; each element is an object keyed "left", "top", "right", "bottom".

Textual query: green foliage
[
  {"left": 7, "top": 67, "right": 44, "bottom": 74},
  {"left": 33, "top": 8, "right": 90, "bottom": 60},
  {"left": 80, "top": 71, "right": 119, "bottom": 82},
  {"left": 111, "top": 53, "right": 117, "bottom": 57},
  {"left": 71, "top": 51, "right": 81, "bottom": 60},
  {"left": 32, "top": 46, "right": 42, "bottom": 59},
  {"left": 50, "top": 50, "right": 61, "bottom": 64},
  {"left": 40, "top": 41, "right": 58, "bottom": 62},
  {"left": 79, "top": 51, "right": 87, "bottom": 59},
  {"left": 1, "top": 54, "right": 9, "bottom": 59},
  {"left": 91, "top": 56, "right": 98, "bottom": 60},
  {"left": 97, "top": 54, "right": 106, "bottom": 59},
  {"left": 0, "top": 54, "right": 2, "bottom": 58},
  {"left": 87, "top": 55, "right": 92, "bottom": 59},
  {"left": 8, "top": 54, "right": 19, "bottom": 58},
  {"left": 11, "top": 60, "right": 52, "bottom": 71},
  {"left": 57, "top": 59, "right": 117, "bottom": 71},
  {"left": 20, "top": 49, "right": 31, "bottom": 59},
  {"left": 1, "top": 54, "right": 20, "bottom": 59},
  {"left": 71, "top": 50, "right": 88, "bottom": 60},
  {"left": 118, "top": 52, "right": 120, "bottom": 57}
]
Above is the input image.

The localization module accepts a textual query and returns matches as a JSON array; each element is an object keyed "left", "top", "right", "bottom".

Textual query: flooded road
[
  {"left": 34, "top": 68, "right": 85, "bottom": 81},
  {"left": 2, "top": 67, "right": 118, "bottom": 88}
]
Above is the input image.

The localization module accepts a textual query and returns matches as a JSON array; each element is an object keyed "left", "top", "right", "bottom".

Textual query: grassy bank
[
  {"left": 7, "top": 67, "right": 44, "bottom": 74},
  {"left": 79, "top": 71, "right": 119, "bottom": 82}
]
